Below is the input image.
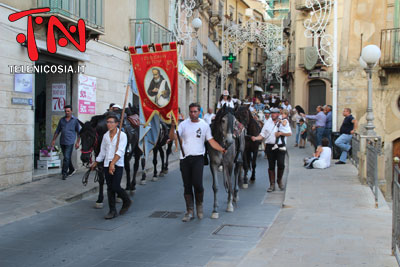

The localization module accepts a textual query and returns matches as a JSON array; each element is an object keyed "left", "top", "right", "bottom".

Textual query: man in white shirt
[
  {"left": 203, "top": 108, "right": 215, "bottom": 125},
  {"left": 281, "top": 100, "right": 292, "bottom": 111},
  {"left": 91, "top": 114, "right": 131, "bottom": 219},
  {"left": 251, "top": 108, "right": 292, "bottom": 192},
  {"left": 170, "top": 103, "right": 226, "bottom": 222}
]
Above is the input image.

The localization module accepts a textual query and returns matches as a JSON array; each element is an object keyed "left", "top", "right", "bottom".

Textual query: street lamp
[
  {"left": 360, "top": 44, "right": 381, "bottom": 136},
  {"left": 191, "top": 17, "right": 202, "bottom": 31}
]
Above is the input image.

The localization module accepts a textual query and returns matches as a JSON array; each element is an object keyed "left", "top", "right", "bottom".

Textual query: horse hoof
[
  {"left": 211, "top": 212, "right": 219, "bottom": 219},
  {"left": 242, "top": 183, "right": 248, "bottom": 189},
  {"left": 226, "top": 205, "right": 234, "bottom": 212},
  {"left": 140, "top": 180, "right": 147, "bottom": 185},
  {"left": 116, "top": 197, "right": 122, "bottom": 203},
  {"left": 152, "top": 177, "right": 158, "bottom": 182},
  {"left": 234, "top": 196, "right": 239, "bottom": 202},
  {"left": 159, "top": 173, "right": 164, "bottom": 177},
  {"left": 129, "top": 190, "right": 136, "bottom": 196},
  {"left": 94, "top": 202, "right": 103, "bottom": 209},
  {"left": 162, "top": 170, "right": 168, "bottom": 174}
]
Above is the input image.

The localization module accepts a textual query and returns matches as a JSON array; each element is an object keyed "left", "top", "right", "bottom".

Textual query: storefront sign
[
  {"left": 52, "top": 83, "right": 66, "bottom": 111},
  {"left": 14, "top": 73, "right": 33, "bottom": 93},
  {"left": 78, "top": 74, "right": 96, "bottom": 114},
  {"left": 11, "top": 97, "right": 32, "bottom": 105},
  {"left": 178, "top": 61, "right": 197, "bottom": 84}
]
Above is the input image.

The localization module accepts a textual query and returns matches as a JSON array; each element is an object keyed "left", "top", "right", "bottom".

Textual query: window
[
  {"left": 248, "top": 48, "right": 252, "bottom": 70},
  {"left": 238, "top": 13, "right": 243, "bottom": 24},
  {"left": 229, "top": 5, "right": 234, "bottom": 20}
]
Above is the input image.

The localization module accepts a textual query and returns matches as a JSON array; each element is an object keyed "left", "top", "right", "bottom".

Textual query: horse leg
[
  {"left": 140, "top": 155, "right": 147, "bottom": 185},
  {"left": 159, "top": 148, "right": 166, "bottom": 177},
  {"left": 131, "top": 153, "right": 140, "bottom": 192},
  {"left": 250, "top": 150, "right": 257, "bottom": 181},
  {"left": 124, "top": 155, "right": 131, "bottom": 190},
  {"left": 210, "top": 163, "right": 219, "bottom": 219},
  {"left": 233, "top": 162, "right": 241, "bottom": 203},
  {"left": 95, "top": 169, "right": 104, "bottom": 209},
  {"left": 163, "top": 142, "right": 172, "bottom": 174},
  {"left": 242, "top": 149, "right": 250, "bottom": 188},
  {"left": 152, "top": 148, "right": 159, "bottom": 181},
  {"left": 226, "top": 164, "right": 234, "bottom": 212}
]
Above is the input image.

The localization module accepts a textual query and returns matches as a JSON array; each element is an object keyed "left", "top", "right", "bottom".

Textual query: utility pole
[{"left": 332, "top": 0, "right": 338, "bottom": 132}]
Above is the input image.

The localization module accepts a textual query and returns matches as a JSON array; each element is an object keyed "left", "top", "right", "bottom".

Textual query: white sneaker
[
  {"left": 68, "top": 169, "right": 77, "bottom": 177},
  {"left": 279, "top": 146, "right": 287, "bottom": 151},
  {"left": 272, "top": 144, "right": 279, "bottom": 150}
]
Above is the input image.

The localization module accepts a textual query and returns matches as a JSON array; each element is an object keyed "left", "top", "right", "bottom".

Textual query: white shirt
[
  {"left": 260, "top": 118, "right": 292, "bottom": 145},
  {"left": 177, "top": 119, "right": 213, "bottom": 159},
  {"left": 203, "top": 113, "right": 215, "bottom": 125},
  {"left": 217, "top": 100, "right": 234, "bottom": 109},
  {"left": 314, "top": 147, "right": 332, "bottom": 169},
  {"left": 96, "top": 129, "right": 127, "bottom": 167},
  {"left": 281, "top": 103, "right": 292, "bottom": 111}
]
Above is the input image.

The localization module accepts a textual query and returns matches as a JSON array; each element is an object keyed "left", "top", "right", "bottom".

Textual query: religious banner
[
  {"left": 78, "top": 74, "right": 96, "bottom": 114},
  {"left": 128, "top": 42, "right": 178, "bottom": 126}
]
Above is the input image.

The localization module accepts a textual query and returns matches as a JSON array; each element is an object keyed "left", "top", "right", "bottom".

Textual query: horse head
[
  {"left": 213, "top": 104, "right": 235, "bottom": 148},
  {"left": 79, "top": 121, "right": 98, "bottom": 166},
  {"left": 235, "top": 105, "right": 250, "bottom": 127}
]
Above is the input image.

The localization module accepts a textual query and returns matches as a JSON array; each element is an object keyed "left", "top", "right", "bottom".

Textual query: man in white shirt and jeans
[
  {"left": 170, "top": 103, "right": 226, "bottom": 222},
  {"left": 91, "top": 114, "right": 131, "bottom": 219},
  {"left": 251, "top": 108, "right": 292, "bottom": 192}
]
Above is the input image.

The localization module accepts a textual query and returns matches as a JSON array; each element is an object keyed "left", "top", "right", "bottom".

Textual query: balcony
[
  {"left": 37, "top": 0, "right": 104, "bottom": 35},
  {"left": 184, "top": 39, "right": 203, "bottom": 70},
  {"left": 130, "top": 18, "right": 174, "bottom": 46},
  {"left": 380, "top": 28, "right": 400, "bottom": 68},
  {"left": 298, "top": 47, "right": 326, "bottom": 70},
  {"left": 205, "top": 38, "right": 222, "bottom": 67},
  {"left": 295, "top": 0, "right": 327, "bottom": 11}
]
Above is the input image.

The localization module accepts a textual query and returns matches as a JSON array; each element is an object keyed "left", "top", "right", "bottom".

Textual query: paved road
[{"left": 0, "top": 154, "right": 284, "bottom": 267}]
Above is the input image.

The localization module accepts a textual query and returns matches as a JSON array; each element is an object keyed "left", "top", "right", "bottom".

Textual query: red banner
[{"left": 129, "top": 43, "right": 178, "bottom": 127}]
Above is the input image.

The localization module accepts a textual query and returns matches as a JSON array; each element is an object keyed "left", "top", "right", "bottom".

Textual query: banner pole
[{"left": 115, "top": 83, "right": 130, "bottom": 155}]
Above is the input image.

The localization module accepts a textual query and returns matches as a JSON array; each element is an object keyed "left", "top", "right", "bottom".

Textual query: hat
[
  {"left": 223, "top": 90, "right": 229, "bottom": 96},
  {"left": 264, "top": 109, "right": 271, "bottom": 114},
  {"left": 111, "top": 104, "right": 122, "bottom": 109},
  {"left": 270, "top": 108, "right": 280, "bottom": 113}
]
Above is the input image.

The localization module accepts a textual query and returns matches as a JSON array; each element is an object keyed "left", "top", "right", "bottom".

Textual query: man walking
[
  {"left": 251, "top": 108, "right": 292, "bottom": 192},
  {"left": 335, "top": 108, "right": 358, "bottom": 164},
  {"left": 91, "top": 114, "right": 131, "bottom": 219},
  {"left": 323, "top": 105, "right": 333, "bottom": 146},
  {"left": 51, "top": 105, "right": 80, "bottom": 180},
  {"left": 169, "top": 103, "right": 226, "bottom": 222},
  {"left": 302, "top": 106, "right": 326, "bottom": 147}
]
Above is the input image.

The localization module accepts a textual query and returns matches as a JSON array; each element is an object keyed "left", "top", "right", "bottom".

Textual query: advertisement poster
[
  {"left": 78, "top": 74, "right": 96, "bottom": 114},
  {"left": 51, "top": 83, "right": 66, "bottom": 111},
  {"left": 51, "top": 115, "right": 63, "bottom": 134}
]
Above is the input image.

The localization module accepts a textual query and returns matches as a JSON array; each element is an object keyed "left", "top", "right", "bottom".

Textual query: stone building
[{"left": 288, "top": 0, "right": 400, "bottom": 199}]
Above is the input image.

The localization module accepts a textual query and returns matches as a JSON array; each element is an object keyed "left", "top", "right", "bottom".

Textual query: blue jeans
[
  {"left": 316, "top": 127, "right": 325, "bottom": 147},
  {"left": 323, "top": 128, "right": 332, "bottom": 147},
  {"left": 61, "top": 144, "right": 74, "bottom": 176},
  {"left": 335, "top": 134, "right": 352, "bottom": 162},
  {"left": 295, "top": 124, "right": 301, "bottom": 144}
]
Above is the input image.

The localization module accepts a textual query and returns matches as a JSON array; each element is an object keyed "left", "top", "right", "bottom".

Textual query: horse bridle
[{"left": 81, "top": 132, "right": 98, "bottom": 165}]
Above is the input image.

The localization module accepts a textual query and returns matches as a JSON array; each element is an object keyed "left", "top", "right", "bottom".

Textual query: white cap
[
  {"left": 223, "top": 90, "right": 229, "bottom": 96},
  {"left": 112, "top": 104, "right": 122, "bottom": 109}
]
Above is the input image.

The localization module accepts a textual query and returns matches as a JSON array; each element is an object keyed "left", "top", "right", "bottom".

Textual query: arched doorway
[{"left": 308, "top": 80, "right": 326, "bottom": 114}]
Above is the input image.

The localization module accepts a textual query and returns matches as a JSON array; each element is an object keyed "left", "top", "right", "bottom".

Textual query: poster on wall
[
  {"left": 14, "top": 73, "right": 33, "bottom": 93},
  {"left": 52, "top": 83, "right": 66, "bottom": 111},
  {"left": 78, "top": 74, "right": 96, "bottom": 114}
]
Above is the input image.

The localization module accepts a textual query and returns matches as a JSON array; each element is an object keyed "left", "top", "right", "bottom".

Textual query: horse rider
[
  {"left": 169, "top": 103, "right": 226, "bottom": 222},
  {"left": 91, "top": 113, "right": 132, "bottom": 219},
  {"left": 251, "top": 108, "right": 292, "bottom": 192},
  {"left": 217, "top": 90, "right": 234, "bottom": 111}
]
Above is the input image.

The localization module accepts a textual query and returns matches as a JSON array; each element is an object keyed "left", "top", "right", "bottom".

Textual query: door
[
  {"left": 393, "top": 138, "right": 400, "bottom": 183},
  {"left": 308, "top": 80, "right": 326, "bottom": 114}
]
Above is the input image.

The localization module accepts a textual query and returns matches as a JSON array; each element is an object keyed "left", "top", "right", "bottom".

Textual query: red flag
[{"left": 129, "top": 43, "right": 178, "bottom": 127}]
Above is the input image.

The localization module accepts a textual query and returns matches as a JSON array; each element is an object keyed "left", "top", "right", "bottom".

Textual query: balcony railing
[
  {"left": 184, "top": 39, "right": 203, "bottom": 70},
  {"left": 295, "top": 0, "right": 327, "bottom": 11},
  {"left": 380, "top": 28, "right": 400, "bottom": 68},
  {"left": 37, "top": 0, "right": 104, "bottom": 31},
  {"left": 205, "top": 37, "right": 222, "bottom": 67},
  {"left": 298, "top": 47, "right": 326, "bottom": 69},
  {"left": 130, "top": 18, "right": 174, "bottom": 46}
]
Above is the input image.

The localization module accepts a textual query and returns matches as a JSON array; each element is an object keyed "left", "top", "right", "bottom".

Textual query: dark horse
[
  {"left": 235, "top": 105, "right": 261, "bottom": 187},
  {"left": 208, "top": 105, "right": 245, "bottom": 218},
  {"left": 150, "top": 121, "right": 173, "bottom": 182},
  {"left": 79, "top": 106, "right": 141, "bottom": 208}
]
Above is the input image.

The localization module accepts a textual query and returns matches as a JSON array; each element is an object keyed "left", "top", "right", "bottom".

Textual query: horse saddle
[{"left": 127, "top": 114, "right": 140, "bottom": 128}]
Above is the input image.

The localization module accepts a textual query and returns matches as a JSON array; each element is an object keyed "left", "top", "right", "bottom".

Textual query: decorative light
[
  {"left": 359, "top": 56, "right": 368, "bottom": 69},
  {"left": 361, "top": 45, "right": 381, "bottom": 65},
  {"left": 192, "top": 17, "right": 202, "bottom": 30}
]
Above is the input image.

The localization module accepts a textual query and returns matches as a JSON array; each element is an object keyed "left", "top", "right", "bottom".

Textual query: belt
[{"left": 315, "top": 126, "right": 325, "bottom": 128}]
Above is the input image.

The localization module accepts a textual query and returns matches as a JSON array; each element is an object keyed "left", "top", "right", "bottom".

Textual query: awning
[{"left": 254, "top": 85, "right": 263, "bottom": 92}]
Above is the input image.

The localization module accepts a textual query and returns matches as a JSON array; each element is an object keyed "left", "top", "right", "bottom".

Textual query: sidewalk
[
  {"left": 0, "top": 151, "right": 179, "bottom": 227},
  {"left": 239, "top": 136, "right": 397, "bottom": 267}
]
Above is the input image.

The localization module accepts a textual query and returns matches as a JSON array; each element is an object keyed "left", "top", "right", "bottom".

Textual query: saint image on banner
[{"left": 145, "top": 67, "right": 171, "bottom": 108}]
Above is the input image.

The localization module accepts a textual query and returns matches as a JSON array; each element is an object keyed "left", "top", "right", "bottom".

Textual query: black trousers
[
  {"left": 265, "top": 144, "right": 285, "bottom": 170},
  {"left": 180, "top": 155, "right": 204, "bottom": 196}
]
